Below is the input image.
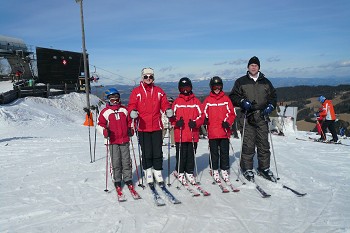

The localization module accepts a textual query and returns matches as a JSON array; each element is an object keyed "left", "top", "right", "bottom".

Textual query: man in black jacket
[{"left": 229, "top": 56, "right": 277, "bottom": 182}]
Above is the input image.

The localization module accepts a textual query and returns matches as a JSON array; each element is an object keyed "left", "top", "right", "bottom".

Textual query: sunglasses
[
  {"left": 143, "top": 75, "right": 154, "bottom": 80},
  {"left": 212, "top": 85, "right": 223, "bottom": 90},
  {"left": 180, "top": 86, "right": 192, "bottom": 93}
]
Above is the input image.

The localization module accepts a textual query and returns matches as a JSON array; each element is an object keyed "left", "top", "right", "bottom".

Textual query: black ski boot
[
  {"left": 243, "top": 170, "right": 255, "bottom": 182},
  {"left": 257, "top": 168, "right": 277, "bottom": 182}
]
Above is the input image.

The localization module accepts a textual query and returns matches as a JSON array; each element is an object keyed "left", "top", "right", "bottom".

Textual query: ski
[
  {"left": 255, "top": 184, "right": 271, "bottom": 198},
  {"left": 244, "top": 177, "right": 271, "bottom": 198},
  {"left": 214, "top": 179, "right": 230, "bottom": 193},
  {"left": 191, "top": 183, "right": 211, "bottom": 196},
  {"left": 128, "top": 185, "right": 141, "bottom": 200},
  {"left": 282, "top": 185, "right": 307, "bottom": 197},
  {"left": 173, "top": 173, "right": 200, "bottom": 197},
  {"left": 296, "top": 137, "right": 349, "bottom": 146},
  {"left": 222, "top": 180, "right": 240, "bottom": 192},
  {"left": 256, "top": 173, "right": 306, "bottom": 197},
  {"left": 159, "top": 184, "right": 182, "bottom": 204},
  {"left": 149, "top": 183, "right": 166, "bottom": 206}
]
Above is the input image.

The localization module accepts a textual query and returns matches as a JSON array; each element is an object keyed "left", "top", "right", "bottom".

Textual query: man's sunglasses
[{"left": 143, "top": 75, "right": 154, "bottom": 80}]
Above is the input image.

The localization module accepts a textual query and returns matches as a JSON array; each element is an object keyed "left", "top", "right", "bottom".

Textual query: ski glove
[
  {"left": 176, "top": 118, "right": 184, "bottom": 128},
  {"left": 263, "top": 104, "right": 274, "bottom": 115},
  {"left": 240, "top": 99, "right": 252, "bottom": 111},
  {"left": 83, "top": 107, "right": 90, "bottom": 115},
  {"left": 314, "top": 112, "right": 320, "bottom": 117},
  {"left": 222, "top": 121, "right": 230, "bottom": 129},
  {"left": 188, "top": 120, "right": 196, "bottom": 129},
  {"left": 130, "top": 110, "right": 139, "bottom": 119},
  {"left": 103, "top": 128, "right": 110, "bottom": 138},
  {"left": 165, "top": 108, "right": 174, "bottom": 118},
  {"left": 127, "top": 127, "right": 134, "bottom": 137}
]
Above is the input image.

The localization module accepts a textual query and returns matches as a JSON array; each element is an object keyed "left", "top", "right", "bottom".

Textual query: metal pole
[{"left": 76, "top": 0, "right": 90, "bottom": 109}]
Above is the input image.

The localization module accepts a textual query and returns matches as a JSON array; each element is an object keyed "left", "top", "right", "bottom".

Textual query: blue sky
[{"left": 1, "top": 0, "right": 349, "bottom": 85}]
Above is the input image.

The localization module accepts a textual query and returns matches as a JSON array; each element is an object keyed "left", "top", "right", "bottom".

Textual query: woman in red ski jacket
[
  {"left": 128, "top": 68, "right": 172, "bottom": 186},
  {"left": 202, "top": 76, "right": 236, "bottom": 183},
  {"left": 172, "top": 77, "right": 204, "bottom": 185}
]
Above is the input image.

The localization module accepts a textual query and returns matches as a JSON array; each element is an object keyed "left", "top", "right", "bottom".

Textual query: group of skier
[{"left": 96, "top": 56, "right": 279, "bottom": 197}]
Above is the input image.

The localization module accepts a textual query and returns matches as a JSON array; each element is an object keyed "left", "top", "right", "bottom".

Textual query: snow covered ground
[
  {"left": 0, "top": 80, "right": 14, "bottom": 93},
  {"left": 1, "top": 93, "right": 350, "bottom": 233}
]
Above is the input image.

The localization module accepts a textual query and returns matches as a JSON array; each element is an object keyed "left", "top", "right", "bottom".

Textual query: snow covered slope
[{"left": 0, "top": 93, "right": 349, "bottom": 233}]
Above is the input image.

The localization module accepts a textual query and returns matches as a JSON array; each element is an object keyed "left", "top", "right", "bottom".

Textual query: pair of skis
[
  {"left": 243, "top": 174, "right": 306, "bottom": 198},
  {"left": 149, "top": 183, "right": 181, "bottom": 206},
  {"left": 296, "top": 137, "right": 349, "bottom": 146},
  {"left": 173, "top": 173, "right": 210, "bottom": 196}
]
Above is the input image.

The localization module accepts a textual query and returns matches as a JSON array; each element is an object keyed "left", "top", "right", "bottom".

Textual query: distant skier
[
  {"left": 172, "top": 77, "right": 203, "bottom": 185},
  {"left": 229, "top": 56, "right": 277, "bottom": 182},
  {"left": 97, "top": 88, "right": 136, "bottom": 195},
  {"left": 316, "top": 95, "right": 339, "bottom": 143},
  {"left": 203, "top": 76, "right": 236, "bottom": 183}
]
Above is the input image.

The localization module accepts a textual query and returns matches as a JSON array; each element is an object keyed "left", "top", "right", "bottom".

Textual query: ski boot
[{"left": 257, "top": 168, "right": 277, "bottom": 182}]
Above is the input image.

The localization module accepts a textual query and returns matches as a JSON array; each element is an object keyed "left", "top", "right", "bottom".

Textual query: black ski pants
[
  {"left": 240, "top": 112, "right": 270, "bottom": 171},
  {"left": 175, "top": 142, "right": 197, "bottom": 174},
  {"left": 138, "top": 130, "right": 163, "bottom": 170},
  {"left": 209, "top": 138, "right": 230, "bottom": 171},
  {"left": 321, "top": 120, "right": 338, "bottom": 141}
]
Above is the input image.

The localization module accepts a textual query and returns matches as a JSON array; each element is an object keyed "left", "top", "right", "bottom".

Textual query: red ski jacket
[
  {"left": 202, "top": 91, "right": 236, "bottom": 139},
  {"left": 128, "top": 82, "right": 170, "bottom": 132},
  {"left": 97, "top": 103, "right": 131, "bottom": 144},
  {"left": 172, "top": 93, "right": 204, "bottom": 143}
]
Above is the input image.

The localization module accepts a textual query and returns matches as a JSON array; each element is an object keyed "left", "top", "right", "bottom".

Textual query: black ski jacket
[{"left": 229, "top": 72, "right": 277, "bottom": 112}]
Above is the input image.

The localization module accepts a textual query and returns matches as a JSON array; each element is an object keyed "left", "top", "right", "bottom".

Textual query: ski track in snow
[{"left": 1, "top": 93, "right": 350, "bottom": 233}]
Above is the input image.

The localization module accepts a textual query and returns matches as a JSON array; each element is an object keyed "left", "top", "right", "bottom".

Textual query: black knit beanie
[{"left": 247, "top": 56, "right": 260, "bottom": 68}]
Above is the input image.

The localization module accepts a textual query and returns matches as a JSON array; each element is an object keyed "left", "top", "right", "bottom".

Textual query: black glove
[
  {"left": 188, "top": 120, "right": 196, "bottom": 129},
  {"left": 222, "top": 121, "right": 230, "bottom": 129},
  {"left": 127, "top": 128, "right": 134, "bottom": 137},
  {"left": 83, "top": 107, "right": 90, "bottom": 115},
  {"left": 176, "top": 118, "right": 184, "bottom": 128}
]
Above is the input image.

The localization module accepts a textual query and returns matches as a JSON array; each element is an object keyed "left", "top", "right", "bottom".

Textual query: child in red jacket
[
  {"left": 172, "top": 77, "right": 204, "bottom": 185},
  {"left": 97, "top": 88, "right": 135, "bottom": 195},
  {"left": 202, "top": 76, "right": 236, "bottom": 183}
]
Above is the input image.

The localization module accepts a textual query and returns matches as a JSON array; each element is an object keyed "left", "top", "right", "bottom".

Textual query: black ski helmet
[
  {"left": 209, "top": 76, "right": 223, "bottom": 90},
  {"left": 178, "top": 77, "right": 192, "bottom": 93}
]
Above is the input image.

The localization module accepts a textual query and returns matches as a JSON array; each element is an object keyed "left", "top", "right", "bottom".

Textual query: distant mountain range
[{"left": 92, "top": 76, "right": 350, "bottom": 101}]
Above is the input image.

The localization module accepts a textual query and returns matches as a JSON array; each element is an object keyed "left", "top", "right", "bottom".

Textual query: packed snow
[{"left": 0, "top": 93, "right": 349, "bottom": 233}]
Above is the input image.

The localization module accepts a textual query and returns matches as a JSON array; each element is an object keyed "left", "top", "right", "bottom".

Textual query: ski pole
[
  {"left": 87, "top": 110, "right": 93, "bottom": 163},
  {"left": 176, "top": 124, "right": 183, "bottom": 190},
  {"left": 93, "top": 106, "right": 99, "bottom": 162},
  {"left": 130, "top": 136, "right": 141, "bottom": 186},
  {"left": 265, "top": 115, "right": 280, "bottom": 180},
  {"left": 167, "top": 121, "right": 171, "bottom": 186},
  {"left": 236, "top": 112, "right": 247, "bottom": 184},
  {"left": 104, "top": 139, "right": 109, "bottom": 192},
  {"left": 190, "top": 128, "right": 200, "bottom": 184},
  {"left": 134, "top": 119, "right": 145, "bottom": 188},
  {"left": 317, "top": 120, "right": 326, "bottom": 140}
]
